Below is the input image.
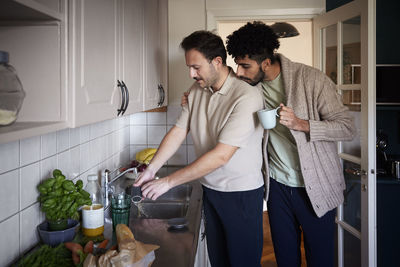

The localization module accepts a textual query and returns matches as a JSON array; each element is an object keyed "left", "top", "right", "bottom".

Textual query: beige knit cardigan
[{"left": 262, "top": 54, "right": 356, "bottom": 218}]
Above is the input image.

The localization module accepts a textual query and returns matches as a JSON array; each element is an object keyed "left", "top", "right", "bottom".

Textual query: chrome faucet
[{"left": 103, "top": 167, "right": 137, "bottom": 208}]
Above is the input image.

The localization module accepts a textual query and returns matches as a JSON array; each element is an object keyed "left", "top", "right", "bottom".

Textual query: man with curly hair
[
  {"left": 224, "top": 21, "right": 356, "bottom": 267},
  {"left": 136, "top": 30, "right": 265, "bottom": 267}
]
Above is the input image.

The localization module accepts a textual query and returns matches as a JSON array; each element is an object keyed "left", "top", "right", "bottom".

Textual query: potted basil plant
[{"left": 37, "top": 169, "right": 92, "bottom": 231}]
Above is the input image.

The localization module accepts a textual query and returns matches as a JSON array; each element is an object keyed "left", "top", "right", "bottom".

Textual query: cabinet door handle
[
  {"left": 158, "top": 84, "right": 165, "bottom": 107},
  {"left": 157, "top": 84, "right": 162, "bottom": 107},
  {"left": 121, "top": 81, "right": 129, "bottom": 115},
  {"left": 117, "top": 80, "right": 126, "bottom": 116}
]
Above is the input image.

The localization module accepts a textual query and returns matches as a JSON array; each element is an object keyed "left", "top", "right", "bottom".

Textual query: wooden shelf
[
  {"left": 0, "top": 121, "right": 68, "bottom": 144},
  {"left": 0, "top": 0, "right": 62, "bottom": 21}
]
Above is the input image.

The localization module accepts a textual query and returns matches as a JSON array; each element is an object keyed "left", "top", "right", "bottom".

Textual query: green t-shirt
[{"left": 261, "top": 74, "right": 304, "bottom": 187}]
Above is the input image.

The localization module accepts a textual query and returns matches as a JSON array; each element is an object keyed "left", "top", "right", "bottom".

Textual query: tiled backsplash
[
  {"left": 130, "top": 104, "right": 196, "bottom": 166},
  {"left": 0, "top": 104, "right": 192, "bottom": 266}
]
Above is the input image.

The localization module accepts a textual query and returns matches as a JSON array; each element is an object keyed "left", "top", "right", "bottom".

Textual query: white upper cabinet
[
  {"left": 119, "top": 0, "right": 144, "bottom": 115},
  {"left": 0, "top": 0, "right": 169, "bottom": 143},
  {"left": 69, "top": 0, "right": 167, "bottom": 127},
  {"left": 144, "top": 0, "right": 168, "bottom": 110},
  {"left": 69, "top": 0, "right": 120, "bottom": 127},
  {"left": 0, "top": 0, "right": 68, "bottom": 144}
]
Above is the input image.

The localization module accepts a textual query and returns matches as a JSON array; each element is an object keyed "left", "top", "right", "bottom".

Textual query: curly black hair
[
  {"left": 226, "top": 21, "right": 280, "bottom": 64},
  {"left": 180, "top": 30, "right": 227, "bottom": 64}
]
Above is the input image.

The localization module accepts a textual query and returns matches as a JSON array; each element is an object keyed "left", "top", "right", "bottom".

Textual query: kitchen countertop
[{"left": 103, "top": 177, "right": 203, "bottom": 267}]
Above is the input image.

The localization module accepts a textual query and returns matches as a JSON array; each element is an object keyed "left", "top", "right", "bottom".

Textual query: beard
[
  {"left": 239, "top": 67, "right": 265, "bottom": 86},
  {"left": 194, "top": 64, "right": 218, "bottom": 89}
]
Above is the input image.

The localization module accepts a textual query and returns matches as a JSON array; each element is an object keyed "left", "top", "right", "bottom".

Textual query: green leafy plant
[{"left": 37, "top": 169, "right": 92, "bottom": 221}]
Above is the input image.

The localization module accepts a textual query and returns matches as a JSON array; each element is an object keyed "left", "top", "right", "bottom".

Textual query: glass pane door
[{"left": 313, "top": 1, "right": 376, "bottom": 266}]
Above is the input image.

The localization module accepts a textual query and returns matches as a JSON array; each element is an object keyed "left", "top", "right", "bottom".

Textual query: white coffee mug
[{"left": 257, "top": 107, "right": 281, "bottom": 129}]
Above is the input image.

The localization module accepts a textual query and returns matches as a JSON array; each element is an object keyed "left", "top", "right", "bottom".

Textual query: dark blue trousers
[
  {"left": 203, "top": 185, "right": 264, "bottom": 267},
  {"left": 267, "top": 178, "right": 336, "bottom": 267}
]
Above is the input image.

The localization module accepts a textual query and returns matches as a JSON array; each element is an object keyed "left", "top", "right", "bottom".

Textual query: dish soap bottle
[{"left": 82, "top": 174, "right": 104, "bottom": 236}]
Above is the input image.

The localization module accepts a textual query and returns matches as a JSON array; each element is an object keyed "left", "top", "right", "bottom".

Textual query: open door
[{"left": 313, "top": 0, "right": 376, "bottom": 266}]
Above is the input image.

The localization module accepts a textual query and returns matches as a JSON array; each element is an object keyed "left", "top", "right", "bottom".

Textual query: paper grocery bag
[{"left": 109, "top": 241, "right": 159, "bottom": 267}]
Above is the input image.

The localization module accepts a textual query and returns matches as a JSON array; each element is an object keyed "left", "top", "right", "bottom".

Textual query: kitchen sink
[{"left": 129, "top": 183, "right": 192, "bottom": 219}]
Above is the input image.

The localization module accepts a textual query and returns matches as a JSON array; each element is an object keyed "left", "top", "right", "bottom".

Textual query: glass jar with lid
[{"left": 0, "top": 51, "right": 25, "bottom": 126}]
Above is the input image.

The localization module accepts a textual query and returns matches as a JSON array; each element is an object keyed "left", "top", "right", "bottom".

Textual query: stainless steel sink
[{"left": 129, "top": 183, "right": 192, "bottom": 219}]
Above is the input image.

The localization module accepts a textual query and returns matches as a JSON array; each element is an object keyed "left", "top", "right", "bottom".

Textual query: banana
[
  {"left": 143, "top": 152, "right": 156, "bottom": 164},
  {"left": 136, "top": 148, "right": 157, "bottom": 162}
]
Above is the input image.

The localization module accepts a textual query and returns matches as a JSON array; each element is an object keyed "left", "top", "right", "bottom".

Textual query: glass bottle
[
  {"left": 82, "top": 174, "right": 104, "bottom": 236},
  {"left": 0, "top": 51, "right": 25, "bottom": 126}
]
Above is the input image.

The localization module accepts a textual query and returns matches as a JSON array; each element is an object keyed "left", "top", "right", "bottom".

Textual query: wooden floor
[{"left": 261, "top": 211, "right": 306, "bottom": 267}]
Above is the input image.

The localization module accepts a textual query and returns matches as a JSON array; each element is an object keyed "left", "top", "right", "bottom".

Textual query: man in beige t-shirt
[{"left": 135, "top": 31, "right": 264, "bottom": 267}]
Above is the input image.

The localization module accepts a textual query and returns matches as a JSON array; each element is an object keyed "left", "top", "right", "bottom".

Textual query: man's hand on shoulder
[
  {"left": 181, "top": 91, "right": 190, "bottom": 107},
  {"left": 278, "top": 103, "right": 310, "bottom": 133}
]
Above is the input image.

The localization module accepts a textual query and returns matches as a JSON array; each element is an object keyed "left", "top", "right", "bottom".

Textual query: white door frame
[{"left": 313, "top": 0, "right": 376, "bottom": 266}]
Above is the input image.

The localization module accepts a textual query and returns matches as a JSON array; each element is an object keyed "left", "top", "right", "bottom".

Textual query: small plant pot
[
  {"left": 38, "top": 219, "right": 80, "bottom": 247},
  {"left": 47, "top": 218, "right": 68, "bottom": 231}
]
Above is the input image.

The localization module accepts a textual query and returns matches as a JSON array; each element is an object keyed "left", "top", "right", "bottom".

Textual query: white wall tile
[
  {"left": 0, "top": 170, "right": 19, "bottom": 221},
  {"left": 70, "top": 127, "right": 80, "bottom": 148},
  {"left": 105, "top": 158, "right": 114, "bottom": 172},
  {"left": 103, "top": 120, "right": 113, "bottom": 135},
  {"left": 80, "top": 125, "right": 90, "bottom": 144},
  {"left": 147, "top": 112, "right": 167, "bottom": 125},
  {"left": 120, "top": 148, "right": 130, "bottom": 166},
  {"left": 0, "top": 141, "right": 19, "bottom": 174},
  {"left": 57, "top": 150, "right": 71, "bottom": 180},
  {"left": 131, "top": 145, "right": 148, "bottom": 160},
  {"left": 148, "top": 125, "right": 166, "bottom": 145},
  {"left": 129, "top": 145, "right": 135, "bottom": 160},
  {"left": 123, "top": 127, "right": 130, "bottom": 148},
  {"left": 90, "top": 122, "right": 102, "bottom": 140},
  {"left": 20, "top": 162, "right": 40, "bottom": 210},
  {"left": 117, "top": 128, "right": 125, "bottom": 152},
  {"left": 112, "top": 154, "right": 122, "bottom": 171},
  {"left": 20, "top": 203, "right": 40, "bottom": 254},
  {"left": 187, "top": 145, "right": 196, "bottom": 164},
  {"left": 80, "top": 142, "right": 91, "bottom": 174},
  {"left": 90, "top": 139, "right": 101, "bottom": 168},
  {"left": 168, "top": 145, "right": 187, "bottom": 166},
  {"left": 131, "top": 125, "right": 147, "bottom": 144},
  {"left": 57, "top": 128, "right": 70, "bottom": 152},
  {"left": 99, "top": 120, "right": 109, "bottom": 136},
  {"left": 96, "top": 136, "right": 105, "bottom": 163},
  {"left": 0, "top": 214, "right": 19, "bottom": 267},
  {"left": 116, "top": 116, "right": 127, "bottom": 130},
  {"left": 166, "top": 104, "right": 182, "bottom": 125},
  {"left": 111, "top": 131, "right": 118, "bottom": 155},
  {"left": 40, "top": 155, "right": 57, "bottom": 180},
  {"left": 110, "top": 117, "right": 117, "bottom": 132},
  {"left": 20, "top": 136, "right": 40, "bottom": 166},
  {"left": 41, "top": 132, "right": 56, "bottom": 159},
  {"left": 0, "top": 115, "right": 142, "bottom": 265},
  {"left": 106, "top": 133, "right": 113, "bottom": 158},
  {"left": 70, "top": 146, "right": 80, "bottom": 179},
  {"left": 130, "top": 112, "right": 146, "bottom": 125}
]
